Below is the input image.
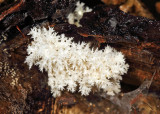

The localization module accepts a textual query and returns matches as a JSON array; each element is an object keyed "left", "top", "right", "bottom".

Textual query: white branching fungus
[
  {"left": 25, "top": 27, "right": 129, "bottom": 97},
  {"left": 67, "top": 1, "right": 92, "bottom": 27}
]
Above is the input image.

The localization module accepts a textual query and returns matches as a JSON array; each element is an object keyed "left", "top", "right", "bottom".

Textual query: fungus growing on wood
[{"left": 25, "top": 27, "right": 129, "bottom": 97}]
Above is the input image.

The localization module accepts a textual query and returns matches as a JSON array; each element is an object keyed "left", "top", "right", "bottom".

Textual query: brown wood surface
[{"left": 0, "top": 0, "right": 160, "bottom": 113}]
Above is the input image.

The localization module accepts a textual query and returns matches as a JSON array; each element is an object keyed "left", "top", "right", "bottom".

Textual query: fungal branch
[
  {"left": 67, "top": 1, "right": 92, "bottom": 27},
  {"left": 25, "top": 27, "right": 129, "bottom": 97}
]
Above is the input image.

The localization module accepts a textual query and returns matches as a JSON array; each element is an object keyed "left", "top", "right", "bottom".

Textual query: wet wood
[{"left": 0, "top": 0, "right": 160, "bottom": 113}]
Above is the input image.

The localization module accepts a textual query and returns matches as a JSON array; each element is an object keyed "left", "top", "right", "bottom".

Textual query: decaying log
[
  {"left": 0, "top": 0, "right": 78, "bottom": 43},
  {"left": 54, "top": 5, "right": 160, "bottom": 89},
  {"left": 79, "top": 6, "right": 160, "bottom": 89},
  {"left": 0, "top": 0, "right": 160, "bottom": 113}
]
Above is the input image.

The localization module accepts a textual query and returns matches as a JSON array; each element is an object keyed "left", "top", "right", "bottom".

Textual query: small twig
[
  {"left": 0, "top": 0, "right": 25, "bottom": 21},
  {"left": 16, "top": 25, "right": 26, "bottom": 38}
]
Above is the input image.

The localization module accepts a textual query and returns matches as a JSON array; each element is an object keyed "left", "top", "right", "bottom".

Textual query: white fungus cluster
[
  {"left": 67, "top": 1, "right": 92, "bottom": 27},
  {"left": 25, "top": 27, "right": 129, "bottom": 97}
]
